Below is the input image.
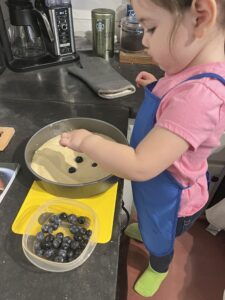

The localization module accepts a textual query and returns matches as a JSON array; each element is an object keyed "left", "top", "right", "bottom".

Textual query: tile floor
[{"left": 117, "top": 217, "right": 225, "bottom": 300}]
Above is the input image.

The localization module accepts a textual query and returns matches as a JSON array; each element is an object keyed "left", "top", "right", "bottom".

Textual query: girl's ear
[{"left": 191, "top": 0, "right": 217, "bottom": 38}]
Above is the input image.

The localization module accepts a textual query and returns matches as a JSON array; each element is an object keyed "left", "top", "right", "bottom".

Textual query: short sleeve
[{"left": 156, "top": 82, "right": 222, "bottom": 150}]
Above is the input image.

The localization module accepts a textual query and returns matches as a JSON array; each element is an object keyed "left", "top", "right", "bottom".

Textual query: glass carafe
[{"left": 8, "top": 24, "right": 46, "bottom": 59}]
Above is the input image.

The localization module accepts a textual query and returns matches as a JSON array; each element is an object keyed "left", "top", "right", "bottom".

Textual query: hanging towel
[{"left": 67, "top": 56, "right": 136, "bottom": 99}]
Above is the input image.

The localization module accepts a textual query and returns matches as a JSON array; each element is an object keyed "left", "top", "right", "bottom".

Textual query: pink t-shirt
[{"left": 153, "top": 62, "right": 225, "bottom": 217}]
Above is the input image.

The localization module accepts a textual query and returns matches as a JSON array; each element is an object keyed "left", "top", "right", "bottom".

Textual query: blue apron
[{"left": 130, "top": 72, "right": 225, "bottom": 257}]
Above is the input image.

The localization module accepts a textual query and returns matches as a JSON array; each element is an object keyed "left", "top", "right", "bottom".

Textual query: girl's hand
[
  {"left": 59, "top": 129, "right": 92, "bottom": 152},
  {"left": 136, "top": 71, "right": 157, "bottom": 88}
]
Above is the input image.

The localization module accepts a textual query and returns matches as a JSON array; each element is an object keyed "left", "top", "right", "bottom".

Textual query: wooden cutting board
[
  {"left": 0, "top": 127, "right": 15, "bottom": 151},
  {"left": 119, "top": 50, "right": 157, "bottom": 65}
]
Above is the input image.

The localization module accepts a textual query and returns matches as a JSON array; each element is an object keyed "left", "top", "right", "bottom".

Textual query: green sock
[
  {"left": 134, "top": 265, "right": 168, "bottom": 297},
  {"left": 124, "top": 223, "right": 143, "bottom": 242}
]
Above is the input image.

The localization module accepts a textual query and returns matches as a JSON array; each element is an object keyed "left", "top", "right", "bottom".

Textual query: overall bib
[{"left": 130, "top": 73, "right": 225, "bottom": 257}]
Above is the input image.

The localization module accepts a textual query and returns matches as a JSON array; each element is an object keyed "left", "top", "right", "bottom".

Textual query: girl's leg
[
  {"left": 134, "top": 206, "right": 206, "bottom": 297},
  {"left": 148, "top": 205, "right": 206, "bottom": 273},
  {"left": 150, "top": 252, "right": 174, "bottom": 273},
  {"left": 124, "top": 203, "right": 205, "bottom": 242}
]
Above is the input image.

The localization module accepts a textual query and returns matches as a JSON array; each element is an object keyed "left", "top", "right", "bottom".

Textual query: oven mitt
[{"left": 67, "top": 56, "right": 136, "bottom": 99}]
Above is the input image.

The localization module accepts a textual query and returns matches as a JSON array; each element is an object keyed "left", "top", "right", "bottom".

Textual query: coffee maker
[{"left": 0, "top": 0, "right": 79, "bottom": 71}]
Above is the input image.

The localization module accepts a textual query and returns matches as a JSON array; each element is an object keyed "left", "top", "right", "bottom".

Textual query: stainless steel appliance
[
  {"left": 44, "top": 0, "right": 76, "bottom": 57},
  {"left": 0, "top": 0, "right": 79, "bottom": 71}
]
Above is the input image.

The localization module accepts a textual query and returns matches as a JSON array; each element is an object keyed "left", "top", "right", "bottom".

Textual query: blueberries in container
[{"left": 33, "top": 211, "right": 92, "bottom": 263}]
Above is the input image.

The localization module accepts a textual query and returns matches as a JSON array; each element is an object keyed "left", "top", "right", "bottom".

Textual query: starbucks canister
[{"left": 91, "top": 8, "right": 115, "bottom": 59}]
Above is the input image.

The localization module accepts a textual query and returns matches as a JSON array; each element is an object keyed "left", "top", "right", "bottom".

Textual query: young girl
[{"left": 60, "top": 0, "right": 225, "bottom": 297}]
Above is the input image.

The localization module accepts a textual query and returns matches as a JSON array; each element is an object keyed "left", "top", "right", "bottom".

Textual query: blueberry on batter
[
  {"left": 68, "top": 167, "right": 76, "bottom": 173},
  {"left": 75, "top": 156, "right": 83, "bottom": 163}
]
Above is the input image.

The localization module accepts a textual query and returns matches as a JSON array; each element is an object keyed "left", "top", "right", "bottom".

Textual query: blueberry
[
  {"left": 59, "top": 213, "right": 67, "bottom": 221},
  {"left": 47, "top": 225, "right": 54, "bottom": 234},
  {"left": 45, "top": 234, "right": 54, "bottom": 243},
  {"left": 63, "top": 236, "right": 72, "bottom": 244},
  {"left": 77, "top": 216, "right": 85, "bottom": 225},
  {"left": 41, "top": 224, "right": 50, "bottom": 233},
  {"left": 61, "top": 242, "right": 70, "bottom": 250},
  {"left": 44, "top": 249, "right": 56, "bottom": 259},
  {"left": 86, "top": 229, "right": 92, "bottom": 237},
  {"left": 58, "top": 249, "right": 67, "bottom": 258},
  {"left": 83, "top": 234, "right": 90, "bottom": 242},
  {"left": 36, "top": 231, "right": 45, "bottom": 241},
  {"left": 74, "top": 233, "right": 83, "bottom": 242},
  {"left": 69, "top": 225, "right": 79, "bottom": 234},
  {"left": 67, "top": 214, "right": 77, "bottom": 224},
  {"left": 75, "top": 156, "right": 83, "bottom": 163},
  {"left": 35, "top": 249, "right": 44, "bottom": 256},
  {"left": 68, "top": 167, "right": 76, "bottom": 173},
  {"left": 92, "top": 162, "right": 98, "bottom": 167},
  {"left": 48, "top": 215, "right": 55, "bottom": 223},
  {"left": 54, "top": 256, "right": 64, "bottom": 263},
  {"left": 42, "top": 241, "right": 52, "bottom": 250},
  {"left": 70, "top": 240, "right": 79, "bottom": 250},
  {"left": 53, "top": 238, "right": 61, "bottom": 249},
  {"left": 75, "top": 248, "right": 82, "bottom": 256},
  {"left": 52, "top": 223, "right": 59, "bottom": 230},
  {"left": 80, "top": 227, "right": 87, "bottom": 235},
  {"left": 67, "top": 249, "right": 74, "bottom": 258},
  {"left": 34, "top": 240, "right": 42, "bottom": 251},
  {"left": 80, "top": 240, "right": 88, "bottom": 249},
  {"left": 56, "top": 232, "right": 64, "bottom": 240},
  {"left": 49, "top": 214, "right": 60, "bottom": 225}
]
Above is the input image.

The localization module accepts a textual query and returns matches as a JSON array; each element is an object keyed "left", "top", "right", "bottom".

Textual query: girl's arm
[{"left": 60, "top": 126, "right": 189, "bottom": 181}]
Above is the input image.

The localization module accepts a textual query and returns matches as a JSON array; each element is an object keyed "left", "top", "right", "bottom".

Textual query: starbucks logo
[{"left": 96, "top": 21, "right": 105, "bottom": 32}]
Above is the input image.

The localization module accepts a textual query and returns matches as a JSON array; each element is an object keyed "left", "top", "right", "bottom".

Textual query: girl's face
[{"left": 132, "top": 0, "right": 201, "bottom": 74}]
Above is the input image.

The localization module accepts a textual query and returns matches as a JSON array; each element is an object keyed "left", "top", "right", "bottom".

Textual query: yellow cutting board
[{"left": 12, "top": 181, "right": 118, "bottom": 243}]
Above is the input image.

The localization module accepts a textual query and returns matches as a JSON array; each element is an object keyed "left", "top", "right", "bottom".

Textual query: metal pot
[{"left": 24, "top": 118, "right": 128, "bottom": 198}]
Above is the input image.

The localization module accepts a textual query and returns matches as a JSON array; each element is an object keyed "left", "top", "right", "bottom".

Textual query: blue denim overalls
[{"left": 130, "top": 73, "right": 225, "bottom": 257}]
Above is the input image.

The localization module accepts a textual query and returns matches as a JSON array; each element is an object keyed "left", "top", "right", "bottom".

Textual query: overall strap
[
  {"left": 146, "top": 80, "right": 158, "bottom": 92},
  {"left": 161, "top": 72, "right": 225, "bottom": 99},
  {"left": 185, "top": 72, "right": 225, "bottom": 85}
]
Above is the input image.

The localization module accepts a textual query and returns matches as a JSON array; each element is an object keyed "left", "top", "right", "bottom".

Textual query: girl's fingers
[{"left": 59, "top": 133, "right": 70, "bottom": 146}]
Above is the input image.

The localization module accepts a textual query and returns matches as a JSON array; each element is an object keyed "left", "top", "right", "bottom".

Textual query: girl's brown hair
[
  {"left": 151, "top": 0, "right": 225, "bottom": 26},
  {"left": 151, "top": 0, "right": 192, "bottom": 12}
]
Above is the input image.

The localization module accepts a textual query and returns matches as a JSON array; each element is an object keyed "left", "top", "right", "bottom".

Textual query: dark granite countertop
[
  {"left": 0, "top": 100, "right": 129, "bottom": 300},
  {"left": 0, "top": 53, "right": 163, "bottom": 300},
  {"left": 0, "top": 52, "right": 163, "bottom": 117}
]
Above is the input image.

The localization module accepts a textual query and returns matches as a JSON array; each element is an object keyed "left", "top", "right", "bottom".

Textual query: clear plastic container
[{"left": 22, "top": 198, "right": 99, "bottom": 272}]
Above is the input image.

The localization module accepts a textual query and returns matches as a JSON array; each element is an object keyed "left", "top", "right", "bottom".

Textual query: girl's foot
[
  {"left": 134, "top": 265, "right": 168, "bottom": 297},
  {"left": 124, "top": 223, "right": 143, "bottom": 242}
]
